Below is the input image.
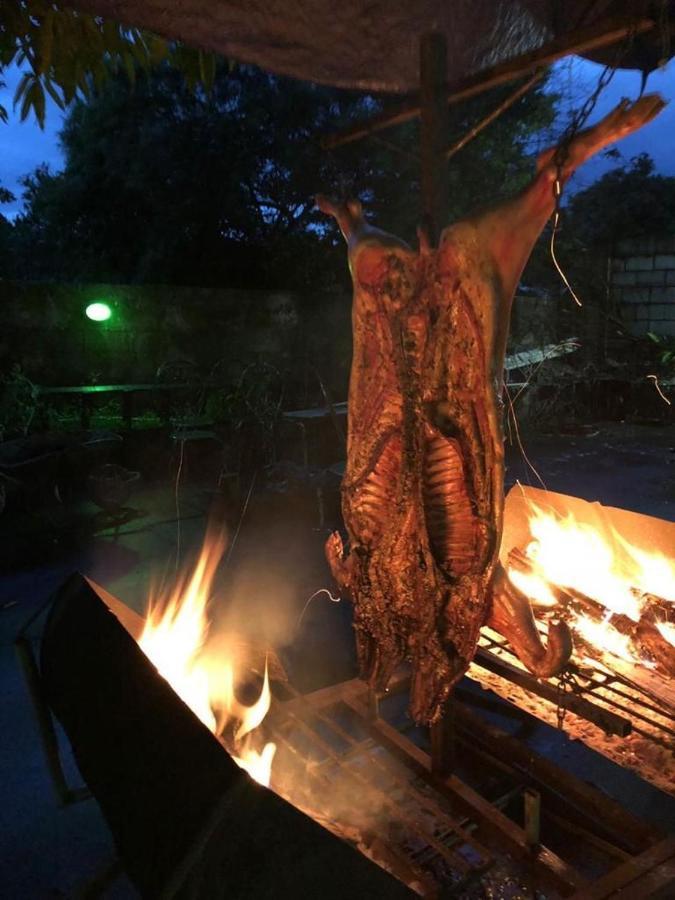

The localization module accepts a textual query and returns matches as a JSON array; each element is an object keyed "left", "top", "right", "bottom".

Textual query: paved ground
[{"left": 1, "top": 421, "right": 674, "bottom": 897}]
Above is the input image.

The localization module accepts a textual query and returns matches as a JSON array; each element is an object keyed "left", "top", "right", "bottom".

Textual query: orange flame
[
  {"left": 507, "top": 568, "right": 558, "bottom": 607},
  {"left": 573, "top": 613, "right": 643, "bottom": 664},
  {"left": 511, "top": 500, "right": 675, "bottom": 668},
  {"left": 138, "top": 530, "right": 276, "bottom": 786},
  {"left": 521, "top": 504, "right": 643, "bottom": 620}
]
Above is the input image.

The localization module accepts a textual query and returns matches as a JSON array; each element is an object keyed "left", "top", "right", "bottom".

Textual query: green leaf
[
  {"left": 32, "top": 80, "right": 46, "bottom": 128},
  {"left": 647, "top": 332, "right": 661, "bottom": 344},
  {"left": 43, "top": 78, "right": 65, "bottom": 109},
  {"left": 12, "top": 71, "right": 32, "bottom": 108},
  {"left": 19, "top": 78, "right": 36, "bottom": 121}
]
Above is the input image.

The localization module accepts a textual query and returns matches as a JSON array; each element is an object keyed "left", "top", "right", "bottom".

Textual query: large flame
[
  {"left": 517, "top": 505, "right": 642, "bottom": 620},
  {"left": 138, "top": 530, "right": 276, "bottom": 786},
  {"left": 573, "top": 613, "right": 644, "bottom": 664},
  {"left": 507, "top": 501, "right": 675, "bottom": 667}
]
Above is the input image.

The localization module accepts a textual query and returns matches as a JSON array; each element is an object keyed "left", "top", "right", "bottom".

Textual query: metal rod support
[
  {"left": 15, "top": 636, "right": 90, "bottom": 806},
  {"left": 444, "top": 69, "right": 546, "bottom": 160},
  {"left": 322, "top": 16, "right": 656, "bottom": 149},
  {"left": 525, "top": 788, "right": 542, "bottom": 850},
  {"left": 419, "top": 31, "right": 448, "bottom": 245}
]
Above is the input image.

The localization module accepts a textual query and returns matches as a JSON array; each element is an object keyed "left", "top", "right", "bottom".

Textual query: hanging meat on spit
[{"left": 320, "top": 94, "right": 666, "bottom": 724}]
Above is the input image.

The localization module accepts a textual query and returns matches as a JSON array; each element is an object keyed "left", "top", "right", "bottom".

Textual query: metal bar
[
  {"left": 15, "top": 636, "right": 90, "bottom": 806},
  {"left": 342, "top": 693, "right": 587, "bottom": 895},
  {"left": 580, "top": 683, "right": 675, "bottom": 737},
  {"left": 524, "top": 788, "right": 541, "bottom": 850},
  {"left": 451, "top": 702, "right": 660, "bottom": 855},
  {"left": 543, "top": 810, "right": 631, "bottom": 863},
  {"left": 294, "top": 695, "right": 490, "bottom": 860},
  {"left": 280, "top": 705, "right": 474, "bottom": 874},
  {"left": 266, "top": 718, "right": 439, "bottom": 897},
  {"left": 475, "top": 648, "right": 632, "bottom": 737},
  {"left": 322, "top": 16, "right": 656, "bottom": 149},
  {"left": 272, "top": 694, "right": 492, "bottom": 877},
  {"left": 568, "top": 836, "right": 675, "bottom": 900},
  {"left": 419, "top": 31, "right": 448, "bottom": 244},
  {"left": 444, "top": 69, "right": 545, "bottom": 160},
  {"left": 581, "top": 677, "right": 675, "bottom": 733},
  {"left": 481, "top": 631, "right": 675, "bottom": 732}
]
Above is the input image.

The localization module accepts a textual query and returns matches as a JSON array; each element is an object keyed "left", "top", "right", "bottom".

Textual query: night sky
[{"left": 1, "top": 56, "right": 674, "bottom": 221}]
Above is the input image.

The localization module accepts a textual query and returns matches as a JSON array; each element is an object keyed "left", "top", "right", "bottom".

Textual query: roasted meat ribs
[{"left": 321, "top": 95, "right": 665, "bottom": 723}]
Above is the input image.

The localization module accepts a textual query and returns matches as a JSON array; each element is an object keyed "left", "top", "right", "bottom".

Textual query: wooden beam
[
  {"left": 419, "top": 31, "right": 448, "bottom": 244},
  {"left": 343, "top": 692, "right": 587, "bottom": 895},
  {"left": 451, "top": 700, "right": 661, "bottom": 855},
  {"left": 568, "top": 836, "right": 675, "bottom": 899},
  {"left": 322, "top": 16, "right": 656, "bottom": 149}
]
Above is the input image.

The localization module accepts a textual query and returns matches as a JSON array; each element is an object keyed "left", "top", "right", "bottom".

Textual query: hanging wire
[
  {"left": 222, "top": 470, "right": 257, "bottom": 571},
  {"left": 504, "top": 383, "right": 548, "bottom": 492},
  {"left": 549, "top": 24, "right": 639, "bottom": 305},
  {"left": 296, "top": 587, "right": 341, "bottom": 634},
  {"left": 174, "top": 437, "right": 186, "bottom": 572}
]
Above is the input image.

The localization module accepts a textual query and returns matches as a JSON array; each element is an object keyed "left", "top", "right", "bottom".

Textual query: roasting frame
[{"left": 17, "top": 575, "right": 675, "bottom": 897}]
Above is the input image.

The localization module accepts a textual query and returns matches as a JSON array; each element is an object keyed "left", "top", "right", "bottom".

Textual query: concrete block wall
[{"left": 611, "top": 236, "right": 675, "bottom": 336}]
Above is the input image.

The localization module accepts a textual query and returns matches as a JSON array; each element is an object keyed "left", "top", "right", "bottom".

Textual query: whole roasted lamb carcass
[{"left": 321, "top": 95, "right": 665, "bottom": 724}]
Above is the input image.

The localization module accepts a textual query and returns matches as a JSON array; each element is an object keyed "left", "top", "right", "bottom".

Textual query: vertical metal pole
[
  {"left": 419, "top": 31, "right": 448, "bottom": 246},
  {"left": 15, "top": 636, "right": 89, "bottom": 805},
  {"left": 421, "top": 30, "right": 454, "bottom": 775},
  {"left": 430, "top": 700, "right": 456, "bottom": 776},
  {"left": 524, "top": 787, "right": 541, "bottom": 849}
]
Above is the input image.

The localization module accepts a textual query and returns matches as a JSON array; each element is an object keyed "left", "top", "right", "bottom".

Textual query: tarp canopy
[{"left": 70, "top": 0, "right": 674, "bottom": 93}]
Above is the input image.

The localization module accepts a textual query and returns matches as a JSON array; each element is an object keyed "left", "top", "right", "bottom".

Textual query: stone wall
[
  {"left": 0, "top": 281, "right": 352, "bottom": 401},
  {"left": 611, "top": 236, "right": 675, "bottom": 336}
]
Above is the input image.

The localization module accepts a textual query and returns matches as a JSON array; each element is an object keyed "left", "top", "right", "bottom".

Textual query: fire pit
[
  {"left": 469, "top": 485, "right": 675, "bottom": 797},
  {"left": 16, "top": 511, "right": 675, "bottom": 897}
]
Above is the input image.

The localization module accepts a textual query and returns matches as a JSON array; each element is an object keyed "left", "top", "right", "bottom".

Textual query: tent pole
[
  {"left": 419, "top": 31, "right": 448, "bottom": 247},
  {"left": 419, "top": 30, "right": 456, "bottom": 774}
]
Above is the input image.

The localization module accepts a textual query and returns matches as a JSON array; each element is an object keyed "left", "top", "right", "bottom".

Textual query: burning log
[
  {"left": 636, "top": 612, "right": 675, "bottom": 678},
  {"left": 506, "top": 547, "right": 675, "bottom": 678},
  {"left": 322, "top": 92, "right": 665, "bottom": 724}
]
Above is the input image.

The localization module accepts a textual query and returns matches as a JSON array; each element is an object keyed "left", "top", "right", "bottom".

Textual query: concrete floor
[{"left": 1, "top": 421, "right": 674, "bottom": 897}]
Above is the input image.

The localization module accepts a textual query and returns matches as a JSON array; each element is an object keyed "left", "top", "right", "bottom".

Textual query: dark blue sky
[{"left": 1, "top": 56, "right": 674, "bottom": 220}]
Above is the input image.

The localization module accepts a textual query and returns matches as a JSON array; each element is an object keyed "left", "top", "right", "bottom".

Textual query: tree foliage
[
  {"left": 0, "top": 0, "right": 215, "bottom": 127},
  {"left": 523, "top": 152, "right": 675, "bottom": 301},
  {"left": 565, "top": 152, "right": 675, "bottom": 248},
  {"left": 4, "top": 63, "right": 557, "bottom": 290}
]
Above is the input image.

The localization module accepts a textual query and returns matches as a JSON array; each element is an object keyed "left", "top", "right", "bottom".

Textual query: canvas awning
[{"left": 69, "top": 1, "right": 674, "bottom": 94}]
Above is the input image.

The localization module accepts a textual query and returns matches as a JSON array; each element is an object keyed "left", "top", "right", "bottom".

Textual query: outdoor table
[
  {"left": 37, "top": 383, "right": 191, "bottom": 429},
  {"left": 281, "top": 401, "right": 348, "bottom": 468}
]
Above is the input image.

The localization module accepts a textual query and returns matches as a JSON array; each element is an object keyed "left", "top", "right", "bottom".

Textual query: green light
[{"left": 85, "top": 302, "right": 112, "bottom": 322}]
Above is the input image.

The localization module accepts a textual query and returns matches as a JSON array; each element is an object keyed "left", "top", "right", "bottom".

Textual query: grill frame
[{"left": 16, "top": 573, "right": 675, "bottom": 897}]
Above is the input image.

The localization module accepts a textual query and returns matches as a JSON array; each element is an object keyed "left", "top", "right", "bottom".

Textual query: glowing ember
[
  {"left": 656, "top": 621, "right": 675, "bottom": 648},
  {"left": 573, "top": 614, "right": 642, "bottom": 664},
  {"left": 139, "top": 530, "right": 276, "bottom": 786}
]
